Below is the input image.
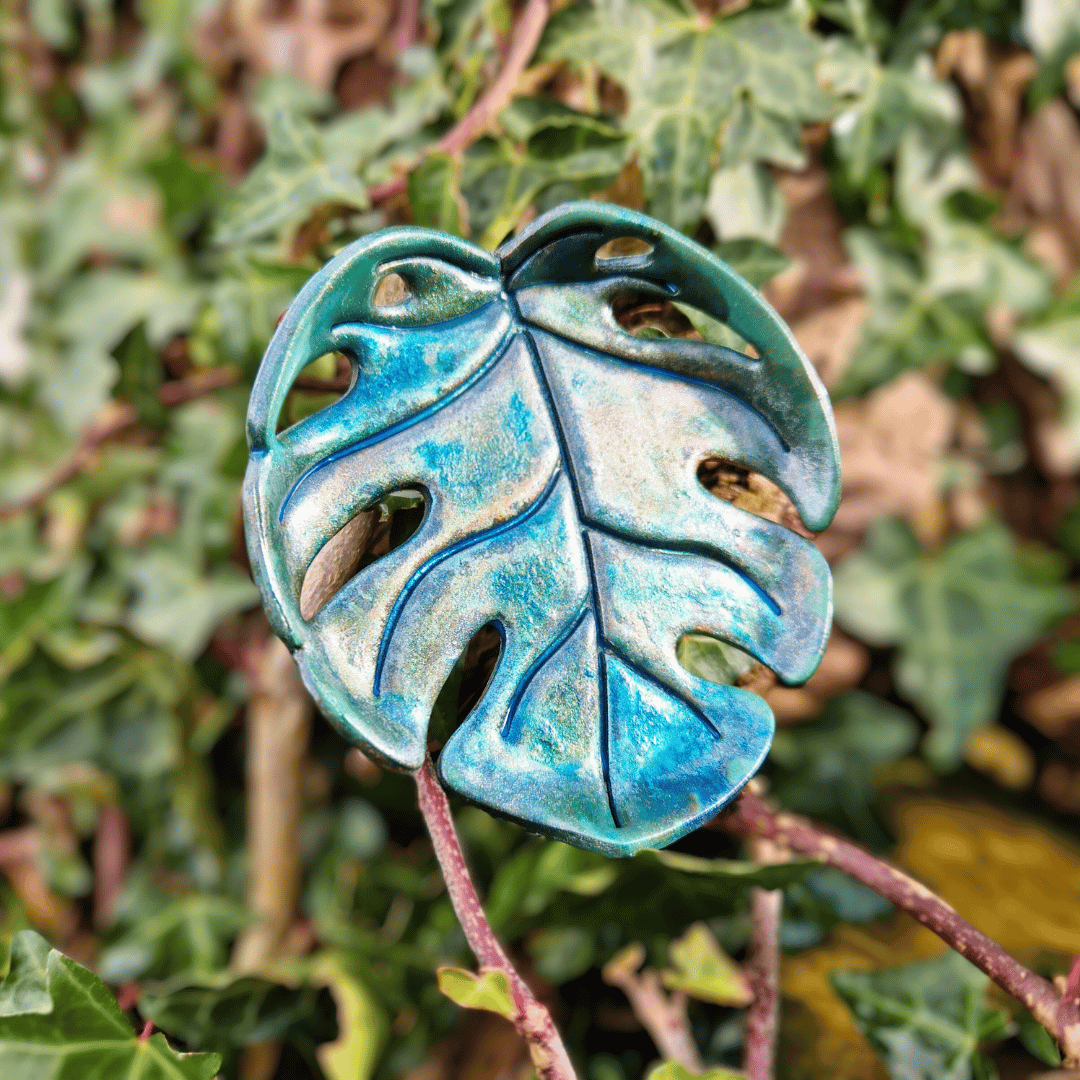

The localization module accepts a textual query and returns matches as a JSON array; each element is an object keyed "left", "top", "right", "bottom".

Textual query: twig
[
  {"left": 232, "top": 635, "right": 312, "bottom": 972},
  {"left": 157, "top": 365, "right": 240, "bottom": 405},
  {"left": 743, "top": 838, "right": 784, "bottom": 1080},
  {"left": 389, "top": 0, "right": 421, "bottom": 58},
  {"left": 719, "top": 788, "right": 1080, "bottom": 1064},
  {"left": 93, "top": 802, "right": 130, "bottom": 928},
  {"left": 368, "top": 0, "right": 551, "bottom": 204},
  {"left": 414, "top": 755, "right": 577, "bottom": 1080},
  {"left": 0, "top": 366, "right": 242, "bottom": 521},
  {"left": 601, "top": 944, "right": 703, "bottom": 1071},
  {"left": 0, "top": 401, "right": 137, "bottom": 521}
]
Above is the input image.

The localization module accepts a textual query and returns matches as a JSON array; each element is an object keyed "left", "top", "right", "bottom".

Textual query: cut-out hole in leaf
[
  {"left": 595, "top": 235, "right": 654, "bottom": 262},
  {"left": 300, "top": 490, "right": 425, "bottom": 620},
  {"left": 698, "top": 458, "right": 808, "bottom": 535},
  {"left": 301, "top": 508, "right": 378, "bottom": 620},
  {"left": 612, "top": 292, "right": 699, "bottom": 339},
  {"left": 429, "top": 621, "right": 504, "bottom": 747},
  {"left": 676, "top": 302, "right": 759, "bottom": 358},
  {"left": 677, "top": 633, "right": 758, "bottom": 687},
  {"left": 293, "top": 351, "right": 352, "bottom": 393},
  {"left": 373, "top": 271, "right": 410, "bottom": 308},
  {"left": 276, "top": 352, "right": 352, "bottom": 435},
  {"left": 455, "top": 622, "right": 503, "bottom": 722}
]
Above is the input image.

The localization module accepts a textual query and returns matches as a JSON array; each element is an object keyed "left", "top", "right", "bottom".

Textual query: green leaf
[
  {"left": 836, "top": 127, "right": 1051, "bottom": 396},
  {"left": 97, "top": 883, "right": 250, "bottom": 983},
  {"left": 661, "top": 922, "right": 752, "bottom": 1006},
  {"left": 525, "top": 926, "right": 596, "bottom": 985},
  {"left": 770, "top": 691, "right": 919, "bottom": 846},
  {"left": 676, "top": 633, "right": 757, "bottom": 686},
  {"left": 312, "top": 953, "right": 386, "bottom": 1080},
  {"left": 213, "top": 109, "right": 370, "bottom": 246},
  {"left": 541, "top": 2, "right": 837, "bottom": 228},
  {"left": 820, "top": 42, "right": 961, "bottom": 183},
  {"left": 1014, "top": 288, "right": 1080, "bottom": 471},
  {"left": 409, "top": 153, "right": 468, "bottom": 237},
  {"left": 833, "top": 520, "right": 1075, "bottom": 769},
  {"left": 0, "top": 933, "right": 51, "bottom": 1017},
  {"left": 711, "top": 238, "right": 791, "bottom": 288},
  {"left": 216, "top": 51, "right": 449, "bottom": 246},
  {"left": 486, "top": 840, "right": 619, "bottom": 930},
  {"left": 137, "top": 972, "right": 336, "bottom": 1054},
  {"left": 639, "top": 848, "right": 820, "bottom": 891},
  {"left": 1016, "top": 1007, "right": 1061, "bottom": 1066},
  {"left": 0, "top": 930, "right": 221, "bottom": 1079},
  {"left": 831, "top": 951, "right": 1009, "bottom": 1080},
  {"left": 436, "top": 967, "right": 518, "bottom": 1020},
  {"left": 645, "top": 1061, "right": 743, "bottom": 1080},
  {"left": 125, "top": 552, "right": 259, "bottom": 661},
  {"left": 460, "top": 128, "right": 629, "bottom": 248}
]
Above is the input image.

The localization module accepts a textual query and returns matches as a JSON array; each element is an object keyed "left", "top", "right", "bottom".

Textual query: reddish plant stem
[
  {"left": 743, "top": 839, "right": 783, "bottom": 1080},
  {"left": 720, "top": 789, "right": 1080, "bottom": 1064},
  {"left": 369, "top": 0, "right": 550, "bottom": 204},
  {"left": 414, "top": 756, "right": 577, "bottom": 1080},
  {"left": 389, "top": 0, "right": 421, "bottom": 58},
  {"left": 602, "top": 946, "right": 702, "bottom": 1071},
  {"left": 93, "top": 802, "right": 131, "bottom": 929},
  {"left": 0, "top": 366, "right": 242, "bottom": 520}
]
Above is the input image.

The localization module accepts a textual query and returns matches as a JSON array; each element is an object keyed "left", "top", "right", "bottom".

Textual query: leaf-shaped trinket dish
[{"left": 243, "top": 202, "right": 840, "bottom": 857}]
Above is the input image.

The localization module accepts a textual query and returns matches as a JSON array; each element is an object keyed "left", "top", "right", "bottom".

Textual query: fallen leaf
[
  {"left": 964, "top": 724, "right": 1036, "bottom": 790},
  {"left": 827, "top": 373, "right": 955, "bottom": 540},
  {"left": 1019, "top": 674, "right": 1080, "bottom": 738},
  {"left": 893, "top": 799, "right": 1080, "bottom": 960},
  {"left": 790, "top": 298, "right": 868, "bottom": 389}
]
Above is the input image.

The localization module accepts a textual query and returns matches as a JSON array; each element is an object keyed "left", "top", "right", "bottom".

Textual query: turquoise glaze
[{"left": 243, "top": 202, "right": 841, "bottom": 857}]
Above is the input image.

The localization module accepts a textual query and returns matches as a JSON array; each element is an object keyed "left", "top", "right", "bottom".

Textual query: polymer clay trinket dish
[{"left": 242, "top": 201, "right": 840, "bottom": 857}]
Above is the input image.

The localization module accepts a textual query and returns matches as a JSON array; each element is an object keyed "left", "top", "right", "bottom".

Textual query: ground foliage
[{"left": 0, "top": 0, "right": 1079, "bottom": 1077}]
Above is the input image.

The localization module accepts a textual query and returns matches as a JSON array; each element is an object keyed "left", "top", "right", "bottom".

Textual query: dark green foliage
[{"left": 2, "top": 0, "right": 1079, "bottom": 1077}]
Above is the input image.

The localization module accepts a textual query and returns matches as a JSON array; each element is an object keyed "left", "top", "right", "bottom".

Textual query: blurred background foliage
[{"left": 1, "top": 0, "right": 1080, "bottom": 1077}]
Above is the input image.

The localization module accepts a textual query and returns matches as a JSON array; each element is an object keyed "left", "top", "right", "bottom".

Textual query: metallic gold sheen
[{"left": 243, "top": 202, "right": 841, "bottom": 857}]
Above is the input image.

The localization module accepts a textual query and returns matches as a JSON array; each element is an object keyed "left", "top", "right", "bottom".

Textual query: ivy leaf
[
  {"left": 436, "top": 968, "right": 517, "bottom": 1020},
  {"left": 770, "top": 691, "right": 919, "bottom": 846},
  {"left": 831, "top": 951, "right": 1010, "bottom": 1080},
  {"left": 0, "top": 930, "right": 221, "bottom": 1080},
  {"left": 646, "top": 1063, "right": 743, "bottom": 1080},
  {"left": 820, "top": 43, "right": 961, "bottom": 183},
  {"left": 836, "top": 127, "right": 1051, "bottom": 396},
  {"left": 244, "top": 201, "right": 839, "bottom": 856},
  {"left": 137, "top": 972, "right": 337, "bottom": 1054},
  {"left": 97, "top": 882, "right": 250, "bottom": 983},
  {"left": 1014, "top": 284, "right": 1080, "bottom": 470},
  {"left": 660, "top": 922, "right": 752, "bottom": 1006},
  {"left": 894, "top": 130, "right": 1050, "bottom": 317},
  {"left": 213, "top": 110, "right": 371, "bottom": 247},
  {"left": 540, "top": 1, "right": 837, "bottom": 228},
  {"left": 833, "top": 520, "right": 1074, "bottom": 770},
  {"left": 460, "top": 127, "right": 629, "bottom": 249},
  {"left": 215, "top": 52, "right": 449, "bottom": 246},
  {"left": 124, "top": 550, "right": 260, "bottom": 661}
]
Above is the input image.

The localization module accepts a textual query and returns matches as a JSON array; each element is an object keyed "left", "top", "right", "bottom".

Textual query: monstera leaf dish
[{"left": 243, "top": 202, "right": 840, "bottom": 857}]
